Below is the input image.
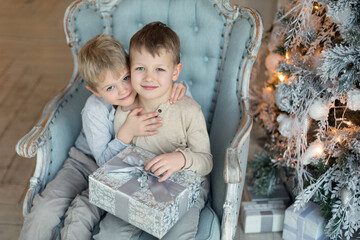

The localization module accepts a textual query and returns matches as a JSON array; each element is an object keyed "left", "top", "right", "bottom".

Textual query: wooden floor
[
  {"left": 0, "top": 0, "right": 74, "bottom": 239},
  {"left": 0, "top": 0, "right": 282, "bottom": 239}
]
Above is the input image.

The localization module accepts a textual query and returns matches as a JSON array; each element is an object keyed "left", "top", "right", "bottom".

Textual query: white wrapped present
[
  {"left": 283, "top": 201, "right": 328, "bottom": 240},
  {"left": 89, "top": 146, "right": 201, "bottom": 238},
  {"left": 240, "top": 200, "right": 286, "bottom": 233}
]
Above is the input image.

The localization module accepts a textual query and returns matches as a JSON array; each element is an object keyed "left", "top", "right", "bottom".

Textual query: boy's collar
[
  {"left": 118, "top": 99, "right": 172, "bottom": 115},
  {"left": 154, "top": 100, "right": 171, "bottom": 115},
  {"left": 138, "top": 92, "right": 171, "bottom": 113}
]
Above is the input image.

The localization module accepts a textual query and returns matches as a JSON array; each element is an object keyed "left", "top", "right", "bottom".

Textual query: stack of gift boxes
[
  {"left": 241, "top": 182, "right": 328, "bottom": 239},
  {"left": 89, "top": 145, "right": 329, "bottom": 239}
]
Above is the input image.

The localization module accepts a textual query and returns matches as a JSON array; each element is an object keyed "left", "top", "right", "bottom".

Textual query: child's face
[
  {"left": 130, "top": 47, "right": 182, "bottom": 102},
  {"left": 87, "top": 68, "right": 137, "bottom": 107}
]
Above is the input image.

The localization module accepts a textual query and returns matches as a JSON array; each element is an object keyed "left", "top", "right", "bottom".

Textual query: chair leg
[{"left": 221, "top": 183, "right": 243, "bottom": 240}]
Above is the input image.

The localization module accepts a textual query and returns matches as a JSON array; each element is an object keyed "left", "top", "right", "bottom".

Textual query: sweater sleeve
[{"left": 176, "top": 107, "right": 213, "bottom": 177}]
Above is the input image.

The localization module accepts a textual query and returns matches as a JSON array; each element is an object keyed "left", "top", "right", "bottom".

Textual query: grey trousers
[
  {"left": 19, "top": 147, "right": 104, "bottom": 240},
  {"left": 93, "top": 179, "right": 210, "bottom": 240}
]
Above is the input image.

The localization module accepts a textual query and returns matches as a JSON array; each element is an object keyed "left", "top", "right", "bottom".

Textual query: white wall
[{"left": 231, "top": 0, "right": 278, "bottom": 30}]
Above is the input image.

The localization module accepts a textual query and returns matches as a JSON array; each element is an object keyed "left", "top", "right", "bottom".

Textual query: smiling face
[
  {"left": 86, "top": 67, "right": 137, "bottom": 107},
  {"left": 130, "top": 47, "right": 182, "bottom": 104}
]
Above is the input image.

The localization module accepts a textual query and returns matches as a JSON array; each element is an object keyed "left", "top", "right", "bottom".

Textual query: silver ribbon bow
[{"left": 105, "top": 155, "right": 185, "bottom": 203}]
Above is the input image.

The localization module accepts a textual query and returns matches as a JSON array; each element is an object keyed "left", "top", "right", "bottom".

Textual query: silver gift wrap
[
  {"left": 282, "top": 202, "right": 328, "bottom": 240},
  {"left": 89, "top": 146, "right": 201, "bottom": 239}
]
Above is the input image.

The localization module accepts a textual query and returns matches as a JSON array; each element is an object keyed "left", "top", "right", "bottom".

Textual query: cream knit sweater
[{"left": 114, "top": 96, "right": 213, "bottom": 177}]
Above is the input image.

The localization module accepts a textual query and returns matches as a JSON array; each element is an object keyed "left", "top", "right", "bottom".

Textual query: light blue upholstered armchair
[{"left": 16, "top": 0, "right": 262, "bottom": 239}]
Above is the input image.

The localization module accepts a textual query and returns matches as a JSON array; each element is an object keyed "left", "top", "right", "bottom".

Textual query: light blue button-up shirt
[{"left": 74, "top": 94, "right": 128, "bottom": 167}]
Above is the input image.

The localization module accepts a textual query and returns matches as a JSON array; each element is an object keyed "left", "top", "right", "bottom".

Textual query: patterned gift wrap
[
  {"left": 247, "top": 183, "right": 290, "bottom": 206},
  {"left": 240, "top": 200, "right": 286, "bottom": 233},
  {"left": 89, "top": 146, "right": 201, "bottom": 239},
  {"left": 282, "top": 201, "right": 328, "bottom": 240}
]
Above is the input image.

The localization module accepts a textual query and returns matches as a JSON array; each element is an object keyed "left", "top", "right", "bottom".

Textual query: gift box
[
  {"left": 246, "top": 183, "right": 290, "bottom": 206},
  {"left": 89, "top": 146, "right": 201, "bottom": 238},
  {"left": 240, "top": 200, "right": 286, "bottom": 233},
  {"left": 282, "top": 201, "right": 328, "bottom": 240}
]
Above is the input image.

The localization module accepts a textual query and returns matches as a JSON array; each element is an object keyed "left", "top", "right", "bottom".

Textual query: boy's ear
[
  {"left": 172, "top": 63, "right": 183, "bottom": 81},
  {"left": 85, "top": 85, "right": 101, "bottom": 98}
]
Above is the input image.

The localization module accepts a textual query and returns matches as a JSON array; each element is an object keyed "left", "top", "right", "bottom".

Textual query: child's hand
[
  {"left": 169, "top": 82, "right": 186, "bottom": 104},
  {"left": 117, "top": 107, "right": 162, "bottom": 144},
  {"left": 145, "top": 152, "right": 185, "bottom": 182}
]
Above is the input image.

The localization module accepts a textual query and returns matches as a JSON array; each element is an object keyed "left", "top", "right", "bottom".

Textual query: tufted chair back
[{"left": 16, "top": 0, "right": 262, "bottom": 239}]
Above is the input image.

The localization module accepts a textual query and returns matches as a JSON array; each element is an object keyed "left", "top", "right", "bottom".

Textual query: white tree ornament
[
  {"left": 277, "top": 114, "right": 293, "bottom": 138},
  {"left": 265, "top": 52, "right": 285, "bottom": 72},
  {"left": 347, "top": 89, "right": 360, "bottom": 111},
  {"left": 308, "top": 99, "right": 329, "bottom": 121},
  {"left": 340, "top": 186, "right": 353, "bottom": 206}
]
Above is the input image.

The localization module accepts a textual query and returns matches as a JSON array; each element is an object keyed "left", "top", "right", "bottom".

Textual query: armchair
[{"left": 16, "top": 0, "right": 263, "bottom": 239}]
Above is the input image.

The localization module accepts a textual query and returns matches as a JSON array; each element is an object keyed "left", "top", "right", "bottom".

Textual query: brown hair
[
  {"left": 77, "top": 35, "right": 129, "bottom": 90},
  {"left": 130, "top": 22, "right": 180, "bottom": 64}
]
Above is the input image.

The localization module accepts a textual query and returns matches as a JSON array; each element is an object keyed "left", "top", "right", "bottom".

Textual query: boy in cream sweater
[{"left": 95, "top": 22, "right": 212, "bottom": 240}]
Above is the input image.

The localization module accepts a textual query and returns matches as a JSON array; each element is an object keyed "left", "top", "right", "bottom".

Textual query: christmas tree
[{"left": 249, "top": 0, "right": 360, "bottom": 239}]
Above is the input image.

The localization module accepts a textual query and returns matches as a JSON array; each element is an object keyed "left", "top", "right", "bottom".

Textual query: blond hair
[
  {"left": 130, "top": 22, "right": 180, "bottom": 65},
  {"left": 77, "top": 35, "right": 129, "bottom": 90}
]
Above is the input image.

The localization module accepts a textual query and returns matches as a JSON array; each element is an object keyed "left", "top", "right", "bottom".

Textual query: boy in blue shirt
[{"left": 19, "top": 35, "right": 187, "bottom": 240}]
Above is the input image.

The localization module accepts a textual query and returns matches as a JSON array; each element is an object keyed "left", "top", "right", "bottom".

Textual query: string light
[
  {"left": 315, "top": 144, "right": 324, "bottom": 157},
  {"left": 314, "top": 2, "right": 320, "bottom": 10},
  {"left": 265, "top": 86, "right": 273, "bottom": 92},
  {"left": 345, "top": 121, "right": 352, "bottom": 126},
  {"left": 278, "top": 73, "right": 286, "bottom": 82}
]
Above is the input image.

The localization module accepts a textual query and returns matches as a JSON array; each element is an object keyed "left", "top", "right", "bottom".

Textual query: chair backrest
[{"left": 48, "top": 0, "right": 262, "bottom": 220}]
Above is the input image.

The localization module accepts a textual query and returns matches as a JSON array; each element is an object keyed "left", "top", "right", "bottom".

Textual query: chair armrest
[
  {"left": 221, "top": 101, "right": 252, "bottom": 238},
  {"left": 224, "top": 100, "right": 252, "bottom": 184},
  {"left": 222, "top": 6, "right": 261, "bottom": 184},
  {"left": 16, "top": 75, "right": 81, "bottom": 158},
  {"left": 16, "top": 74, "right": 84, "bottom": 216}
]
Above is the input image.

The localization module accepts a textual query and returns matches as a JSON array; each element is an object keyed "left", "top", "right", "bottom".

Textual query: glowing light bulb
[
  {"left": 285, "top": 52, "right": 290, "bottom": 60},
  {"left": 315, "top": 145, "right": 323, "bottom": 156},
  {"left": 278, "top": 73, "right": 285, "bottom": 82},
  {"left": 264, "top": 87, "right": 273, "bottom": 95},
  {"left": 346, "top": 121, "right": 352, "bottom": 126}
]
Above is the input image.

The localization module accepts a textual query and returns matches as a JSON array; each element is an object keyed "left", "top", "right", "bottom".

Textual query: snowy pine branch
[{"left": 320, "top": 45, "right": 360, "bottom": 94}]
